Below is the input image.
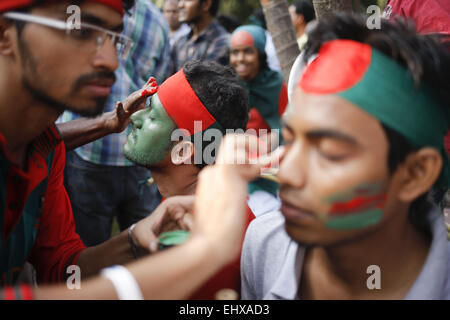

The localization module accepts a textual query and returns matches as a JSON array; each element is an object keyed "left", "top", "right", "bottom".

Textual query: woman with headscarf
[{"left": 229, "top": 25, "right": 288, "bottom": 216}]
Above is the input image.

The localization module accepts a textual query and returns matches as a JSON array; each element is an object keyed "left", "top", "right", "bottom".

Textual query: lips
[
  {"left": 82, "top": 79, "right": 115, "bottom": 97},
  {"left": 234, "top": 64, "right": 249, "bottom": 74},
  {"left": 280, "top": 198, "right": 316, "bottom": 223}
]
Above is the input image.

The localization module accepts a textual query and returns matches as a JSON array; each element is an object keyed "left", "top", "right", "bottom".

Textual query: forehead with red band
[
  {"left": 0, "top": 0, "right": 124, "bottom": 15},
  {"left": 157, "top": 70, "right": 217, "bottom": 137},
  {"left": 231, "top": 31, "right": 255, "bottom": 48},
  {"left": 298, "top": 40, "right": 372, "bottom": 94}
]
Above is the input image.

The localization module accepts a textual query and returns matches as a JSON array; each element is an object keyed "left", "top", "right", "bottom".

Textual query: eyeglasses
[{"left": 3, "top": 12, "right": 134, "bottom": 60}]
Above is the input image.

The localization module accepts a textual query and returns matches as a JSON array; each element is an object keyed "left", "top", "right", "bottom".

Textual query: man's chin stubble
[{"left": 22, "top": 78, "right": 106, "bottom": 117}]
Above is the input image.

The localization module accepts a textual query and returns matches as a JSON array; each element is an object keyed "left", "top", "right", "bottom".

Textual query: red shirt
[
  {"left": 383, "top": 0, "right": 450, "bottom": 155},
  {"left": 1, "top": 126, "right": 86, "bottom": 286},
  {"left": 383, "top": 0, "right": 450, "bottom": 35}
]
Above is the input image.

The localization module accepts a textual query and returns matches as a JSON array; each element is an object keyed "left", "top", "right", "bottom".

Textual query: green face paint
[
  {"left": 124, "top": 94, "right": 177, "bottom": 166},
  {"left": 158, "top": 230, "right": 190, "bottom": 250},
  {"left": 321, "top": 182, "right": 386, "bottom": 230}
]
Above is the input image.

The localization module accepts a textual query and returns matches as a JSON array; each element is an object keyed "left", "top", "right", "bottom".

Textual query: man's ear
[
  {"left": 395, "top": 147, "right": 443, "bottom": 202},
  {"left": 0, "top": 17, "right": 16, "bottom": 57},
  {"left": 171, "top": 140, "right": 195, "bottom": 165}
]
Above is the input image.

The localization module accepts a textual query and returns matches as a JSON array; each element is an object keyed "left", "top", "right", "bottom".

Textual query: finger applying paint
[
  {"left": 140, "top": 81, "right": 159, "bottom": 97},
  {"left": 146, "top": 77, "right": 157, "bottom": 86}
]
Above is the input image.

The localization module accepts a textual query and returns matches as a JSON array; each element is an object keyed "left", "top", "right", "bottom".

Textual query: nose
[
  {"left": 277, "top": 142, "right": 307, "bottom": 189},
  {"left": 236, "top": 51, "right": 245, "bottom": 62},
  {"left": 130, "top": 109, "right": 146, "bottom": 129},
  {"left": 92, "top": 36, "right": 119, "bottom": 72},
  {"left": 231, "top": 50, "right": 245, "bottom": 64}
]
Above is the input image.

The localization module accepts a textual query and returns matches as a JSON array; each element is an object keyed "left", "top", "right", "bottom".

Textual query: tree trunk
[
  {"left": 260, "top": 0, "right": 300, "bottom": 85},
  {"left": 312, "top": 0, "right": 353, "bottom": 20}
]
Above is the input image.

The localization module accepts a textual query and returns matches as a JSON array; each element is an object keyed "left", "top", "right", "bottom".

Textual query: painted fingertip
[{"left": 140, "top": 89, "right": 151, "bottom": 97}]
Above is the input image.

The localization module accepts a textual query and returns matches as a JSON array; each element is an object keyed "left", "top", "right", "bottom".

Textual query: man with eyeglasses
[
  {"left": 56, "top": 0, "right": 172, "bottom": 249},
  {"left": 0, "top": 0, "right": 248, "bottom": 300}
]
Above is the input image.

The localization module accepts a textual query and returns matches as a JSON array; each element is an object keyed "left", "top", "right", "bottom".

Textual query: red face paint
[
  {"left": 298, "top": 40, "right": 372, "bottom": 94},
  {"left": 140, "top": 86, "right": 158, "bottom": 97},
  {"left": 328, "top": 193, "right": 386, "bottom": 216},
  {"left": 147, "top": 77, "right": 157, "bottom": 85},
  {"left": 322, "top": 183, "right": 387, "bottom": 230},
  {"left": 231, "top": 30, "right": 255, "bottom": 48}
]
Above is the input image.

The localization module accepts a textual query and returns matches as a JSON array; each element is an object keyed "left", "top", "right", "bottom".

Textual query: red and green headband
[
  {"left": 0, "top": 0, "right": 124, "bottom": 15},
  {"left": 231, "top": 25, "right": 267, "bottom": 53},
  {"left": 298, "top": 39, "right": 449, "bottom": 188},
  {"left": 157, "top": 69, "right": 224, "bottom": 137}
]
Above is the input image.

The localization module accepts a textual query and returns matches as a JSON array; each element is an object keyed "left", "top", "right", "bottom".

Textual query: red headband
[
  {"left": 157, "top": 69, "right": 217, "bottom": 137},
  {"left": 0, "top": 0, "right": 124, "bottom": 15}
]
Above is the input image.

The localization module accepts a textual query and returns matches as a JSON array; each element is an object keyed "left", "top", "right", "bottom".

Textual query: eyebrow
[
  {"left": 306, "top": 129, "right": 359, "bottom": 146},
  {"left": 281, "top": 120, "right": 359, "bottom": 146},
  {"left": 81, "top": 13, "right": 124, "bottom": 32}
]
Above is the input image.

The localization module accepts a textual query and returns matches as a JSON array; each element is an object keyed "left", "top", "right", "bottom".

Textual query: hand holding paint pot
[
  {"left": 158, "top": 230, "right": 190, "bottom": 250},
  {"left": 132, "top": 195, "right": 194, "bottom": 254},
  {"left": 107, "top": 77, "right": 159, "bottom": 133}
]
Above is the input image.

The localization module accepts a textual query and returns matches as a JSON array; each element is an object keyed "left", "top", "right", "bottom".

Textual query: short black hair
[
  {"left": 200, "top": 0, "right": 221, "bottom": 17},
  {"left": 303, "top": 13, "right": 450, "bottom": 233},
  {"left": 292, "top": 1, "right": 316, "bottom": 23},
  {"left": 183, "top": 60, "right": 249, "bottom": 167}
]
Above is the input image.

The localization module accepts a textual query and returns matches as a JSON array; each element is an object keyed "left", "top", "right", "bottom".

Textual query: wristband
[
  {"left": 100, "top": 265, "right": 143, "bottom": 300},
  {"left": 128, "top": 223, "right": 139, "bottom": 259}
]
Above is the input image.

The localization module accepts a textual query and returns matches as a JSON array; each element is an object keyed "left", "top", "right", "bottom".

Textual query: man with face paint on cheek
[
  {"left": 0, "top": 0, "right": 255, "bottom": 301},
  {"left": 193, "top": 13, "right": 450, "bottom": 300},
  {"left": 124, "top": 61, "right": 255, "bottom": 300}
]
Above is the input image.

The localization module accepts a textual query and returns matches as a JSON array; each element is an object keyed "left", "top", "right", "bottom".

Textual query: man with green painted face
[
  {"left": 124, "top": 61, "right": 249, "bottom": 199},
  {"left": 123, "top": 60, "right": 254, "bottom": 299},
  {"left": 0, "top": 0, "right": 255, "bottom": 300},
  {"left": 123, "top": 93, "right": 177, "bottom": 169},
  {"left": 193, "top": 13, "right": 450, "bottom": 299}
]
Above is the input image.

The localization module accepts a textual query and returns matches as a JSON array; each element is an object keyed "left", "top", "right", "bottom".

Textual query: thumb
[
  {"left": 116, "top": 101, "right": 125, "bottom": 117},
  {"left": 148, "top": 233, "right": 159, "bottom": 253}
]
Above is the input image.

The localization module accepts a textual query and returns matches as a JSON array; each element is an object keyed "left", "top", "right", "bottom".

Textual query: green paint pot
[{"left": 158, "top": 230, "right": 190, "bottom": 249}]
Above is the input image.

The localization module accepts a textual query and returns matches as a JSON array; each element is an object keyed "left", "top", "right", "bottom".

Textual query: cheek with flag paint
[{"left": 320, "top": 182, "right": 387, "bottom": 230}]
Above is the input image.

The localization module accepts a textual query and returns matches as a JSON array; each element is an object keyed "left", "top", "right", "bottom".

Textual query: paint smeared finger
[{"left": 146, "top": 77, "right": 157, "bottom": 85}]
